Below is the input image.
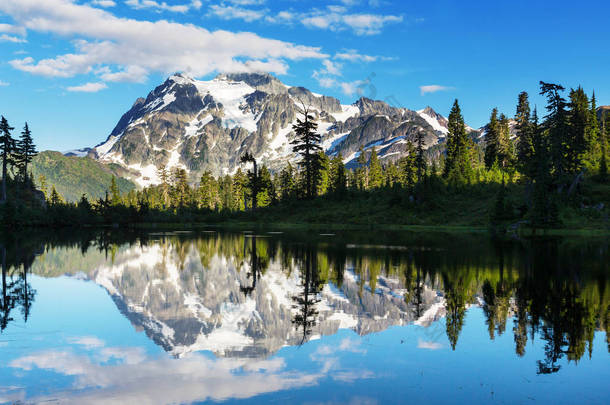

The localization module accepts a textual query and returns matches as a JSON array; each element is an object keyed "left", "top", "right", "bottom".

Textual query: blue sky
[{"left": 0, "top": 0, "right": 609, "bottom": 151}]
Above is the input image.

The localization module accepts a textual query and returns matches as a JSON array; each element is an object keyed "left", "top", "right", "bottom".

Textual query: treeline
[{"left": 1, "top": 81, "right": 609, "bottom": 229}]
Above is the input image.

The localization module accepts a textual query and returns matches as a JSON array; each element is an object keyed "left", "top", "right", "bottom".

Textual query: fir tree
[
  {"left": 316, "top": 151, "right": 330, "bottom": 196},
  {"left": 515, "top": 92, "right": 535, "bottom": 179},
  {"left": 401, "top": 142, "right": 417, "bottom": 189},
  {"left": 415, "top": 130, "right": 426, "bottom": 183},
  {"left": 49, "top": 186, "right": 64, "bottom": 206},
  {"left": 278, "top": 163, "right": 297, "bottom": 201},
  {"left": 199, "top": 171, "right": 219, "bottom": 209},
  {"left": 368, "top": 147, "right": 383, "bottom": 189},
  {"left": 567, "top": 86, "right": 589, "bottom": 174},
  {"left": 329, "top": 155, "right": 347, "bottom": 195},
  {"left": 584, "top": 91, "right": 601, "bottom": 171},
  {"left": 15, "top": 122, "right": 37, "bottom": 185},
  {"left": 240, "top": 153, "right": 259, "bottom": 210},
  {"left": 109, "top": 176, "right": 121, "bottom": 206},
  {"left": 0, "top": 116, "right": 16, "bottom": 202},
  {"left": 539, "top": 81, "right": 569, "bottom": 181},
  {"left": 291, "top": 106, "right": 321, "bottom": 199},
  {"left": 443, "top": 100, "right": 473, "bottom": 185},
  {"left": 600, "top": 113, "right": 608, "bottom": 181},
  {"left": 484, "top": 108, "right": 500, "bottom": 169},
  {"left": 356, "top": 146, "right": 368, "bottom": 190},
  {"left": 497, "top": 113, "right": 514, "bottom": 175}
]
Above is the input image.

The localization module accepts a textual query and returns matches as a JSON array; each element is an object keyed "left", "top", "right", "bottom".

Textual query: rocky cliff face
[{"left": 90, "top": 73, "right": 456, "bottom": 187}]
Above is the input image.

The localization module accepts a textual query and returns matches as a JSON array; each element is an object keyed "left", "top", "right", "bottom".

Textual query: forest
[{"left": 1, "top": 81, "right": 609, "bottom": 232}]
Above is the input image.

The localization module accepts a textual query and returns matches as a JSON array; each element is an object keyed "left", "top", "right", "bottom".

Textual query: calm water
[{"left": 0, "top": 229, "right": 608, "bottom": 405}]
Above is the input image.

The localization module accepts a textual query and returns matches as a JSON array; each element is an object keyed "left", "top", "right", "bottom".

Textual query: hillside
[{"left": 31, "top": 151, "right": 136, "bottom": 202}]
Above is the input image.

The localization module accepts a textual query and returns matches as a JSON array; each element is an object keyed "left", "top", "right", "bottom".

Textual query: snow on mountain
[
  {"left": 417, "top": 106, "right": 449, "bottom": 136},
  {"left": 63, "top": 147, "right": 92, "bottom": 157},
  {"left": 90, "top": 73, "right": 457, "bottom": 186}
]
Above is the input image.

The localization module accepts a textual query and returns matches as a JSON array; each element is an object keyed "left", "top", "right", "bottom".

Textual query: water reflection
[{"left": 0, "top": 230, "right": 608, "bottom": 403}]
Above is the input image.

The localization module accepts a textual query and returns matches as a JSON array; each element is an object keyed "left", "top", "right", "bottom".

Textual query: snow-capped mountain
[{"left": 90, "top": 73, "right": 458, "bottom": 187}]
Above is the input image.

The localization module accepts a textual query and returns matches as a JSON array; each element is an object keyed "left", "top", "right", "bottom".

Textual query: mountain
[
  {"left": 31, "top": 151, "right": 136, "bottom": 202},
  {"left": 89, "top": 73, "right": 462, "bottom": 187}
]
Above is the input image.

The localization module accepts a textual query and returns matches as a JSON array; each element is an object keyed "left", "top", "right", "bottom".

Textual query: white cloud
[
  {"left": 419, "top": 85, "right": 454, "bottom": 96},
  {"left": 0, "top": 81, "right": 9, "bottom": 87},
  {"left": 299, "top": 8, "right": 402, "bottom": 36},
  {"left": 9, "top": 346, "right": 325, "bottom": 404},
  {"left": 125, "top": 0, "right": 201, "bottom": 13},
  {"left": 0, "top": 34, "right": 27, "bottom": 43},
  {"left": 417, "top": 339, "right": 444, "bottom": 350},
  {"left": 98, "top": 65, "right": 148, "bottom": 83},
  {"left": 67, "top": 82, "right": 108, "bottom": 92},
  {"left": 208, "top": 4, "right": 267, "bottom": 22},
  {"left": 0, "top": 0, "right": 327, "bottom": 83},
  {"left": 90, "top": 0, "right": 116, "bottom": 7}
]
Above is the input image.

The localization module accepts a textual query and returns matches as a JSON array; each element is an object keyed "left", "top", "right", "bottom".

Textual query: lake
[{"left": 0, "top": 229, "right": 608, "bottom": 404}]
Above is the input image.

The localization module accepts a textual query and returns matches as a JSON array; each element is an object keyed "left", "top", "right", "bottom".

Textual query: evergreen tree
[
  {"left": 484, "top": 108, "right": 501, "bottom": 169},
  {"left": 497, "top": 113, "right": 515, "bottom": 174},
  {"left": 0, "top": 116, "right": 16, "bottom": 202},
  {"left": 49, "top": 186, "right": 64, "bottom": 206},
  {"left": 540, "top": 81, "right": 569, "bottom": 181},
  {"left": 600, "top": 113, "right": 608, "bottom": 181},
  {"left": 15, "top": 123, "right": 37, "bottom": 185},
  {"left": 368, "top": 147, "right": 383, "bottom": 189},
  {"left": 415, "top": 130, "right": 426, "bottom": 183},
  {"left": 109, "top": 176, "right": 121, "bottom": 206},
  {"left": 401, "top": 142, "right": 417, "bottom": 189},
  {"left": 172, "top": 168, "right": 190, "bottom": 207},
  {"left": 567, "top": 86, "right": 590, "bottom": 174},
  {"left": 240, "top": 153, "right": 259, "bottom": 210},
  {"left": 232, "top": 168, "right": 247, "bottom": 210},
  {"left": 584, "top": 91, "right": 601, "bottom": 171},
  {"left": 316, "top": 151, "right": 330, "bottom": 196},
  {"left": 443, "top": 100, "right": 473, "bottom": 185},
  {"left": 157, "top": 165, "right": 170, "bottom": 208},
  {"left": 278, "top": 163, "right": 297, "bottom": 201},
  {"left": 329, "top": 155, "right": 347, "bottom": 195},
  {"left": 515, "top": 92, "right": 535, "bottom": 179},
  {"left": 291, "top": 107, "right": 321, "bottom": 199},
  {"left": 198, "top": 171, "right": 219, "bottom": 210},
  {"left": 356, "top": 146, "right": 368, "bottom": 190}
]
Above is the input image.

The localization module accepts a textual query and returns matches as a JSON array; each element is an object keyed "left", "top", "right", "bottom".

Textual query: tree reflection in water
[{"left": 4, "top": 229, "right": 609, "bottom": 374}]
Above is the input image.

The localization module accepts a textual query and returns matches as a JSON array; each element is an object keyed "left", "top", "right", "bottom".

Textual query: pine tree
[
  {"left": 329, "top": 155, "right": 347, "bottom": 195},
  {"left": 401, "top": 142, "right": 417, "bottom": 189},
  {"left": 540, "top": 81, "right": 569, "bottom": 181},
  {"left": 49, "top": 185, "right": 64, "bottom": 206},
  {"left": 240, "top": 153, "right": 259, "bottom": 210},
  {"left": 0, "top": 116, "right": 16, "bottom": 202},
  {"left": 368, "top": 147, "right": 383, "bottom": 189},
  {"left": 15, "top": 123, "right": 37, "bottom": 185},
  {"left": 157, "top": 165, "right": 170, "bottom": 208},
  {"left": 232, "top": 168, "right": 247, "bottom": 210},
  {"left": 484, "top": 108, "right": 500, "bottom": 169},
  {"left": 291, "top": 107, "right": 321, "bottom": 199},
  {"left": 109, "top": 176, "right": 121, "bottom": 206},
  {"left": 278, "top": 163, "right": 297, "bottom": 201},
  {"left": 415, "top": 130, "right": 426, "bottom": 183},
  {"left": 584, "top": 91, "right": 601, "bottom": 171},
  {"left": 356, "top": 146, "right": 368, "bottom": 190},
  {"left": 567, "top": 86, "right": 589, "bottom": 174},
  {"left": 443, "top": 100, "right": 473, "bottom": 185},
  {"left": 316, "top": 151, "right": 330, "bottom": 196},
  {"left": 198, "top": 171, "right": 219, "bottom": 209},
  {"left": 497, "top": 113, "right": 514, "bottom": 174},
  {"left": 515, "top": 92, "right": 535, "bottom": 179},
  {"left": 600, "top": 113, "right": 608, "bottom": 181}
]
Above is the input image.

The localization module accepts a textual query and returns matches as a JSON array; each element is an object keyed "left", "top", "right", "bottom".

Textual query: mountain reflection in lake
[{"left": 0, "top": 229, "right": 608, "bottom": 404}]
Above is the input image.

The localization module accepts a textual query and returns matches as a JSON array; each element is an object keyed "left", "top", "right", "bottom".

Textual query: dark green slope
[{"left": 31, "top": 151, "right": 136, "bottom": 202}]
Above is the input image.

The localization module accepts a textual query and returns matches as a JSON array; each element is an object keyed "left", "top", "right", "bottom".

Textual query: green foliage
[
  {"left": 443, "top": 100, "right": 474, "bottom": 185},
  {"left": 30, "top": 151, "right": 135, "bottom": 202}
]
